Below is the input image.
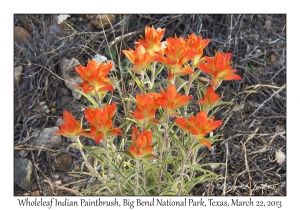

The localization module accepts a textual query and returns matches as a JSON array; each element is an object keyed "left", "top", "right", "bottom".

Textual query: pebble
[{"left": 53, "top": 153, "right": 73, "bottom": 172}]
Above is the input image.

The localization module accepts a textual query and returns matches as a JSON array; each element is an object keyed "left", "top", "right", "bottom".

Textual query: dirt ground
[{"left": 14, "top": 14, "right": 286, "bottom": 196}]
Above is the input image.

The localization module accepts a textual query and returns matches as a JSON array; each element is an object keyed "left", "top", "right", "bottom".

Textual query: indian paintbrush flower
[
  {"left": 84, "top": 103, "right": 123, "bottom": 144},
  {"left": 136, "top": 26, "right": 166, "bottom": 55},
  {"left": 55, "top": 110, "right": 84, "bottom": 138},
  {"left": 122, "top": 45, "right": 158, "bottom": 74},
  {"left": 154, "top": 84, "right": 192, "bottom": 117},
  {"left": 129, "top": 126, "right": 153, "bottom": 158},
  {"left": 133, "top": 93, "right": 160, "bottom": 126},
  {"left": 175, "top": 111, "right": 222, "bottom": 148},
  {"left": 155, "top": 37, "right": 196, "bottom": 81},
  {"left": 185, "top": 34, "right": 210, "bottom": 67},
  {"left": 198, "top": 52, "right": 242, "bottom": 88},
  {"left": 75, "top": 60, "right": 114, "bottom": 96},
  {"left": 198, "top": 86, "right": 220, "bottom": 112}
]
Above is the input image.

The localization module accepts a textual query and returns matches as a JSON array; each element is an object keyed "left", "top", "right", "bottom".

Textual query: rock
[
  {"left": 270, "top": 54, "right": 276, "bottom": 62},
  {"left": 275, "top": 149, "right": 285, "bottom": 165},
  {"left": 60, "top": 58, "right": 83, "bottom": 100},
  {"left": 254, "top": 49, "right": 262, "bottom": 54},
  {"left": 51, "top": 173, "right": 60, "bottom": 179},
  {"left": 86, "top": 14, "right": 114, "bottom": 29},
  {"left": 14, "top": 158, "right": 33, "bottom": 191},
  {"left": 56, "top": 118, "right": 64, "bottom": 127},
  {"left": 60, "top": 95, "right": 73, "bottom": 108},
  {"left": 53, "top": 153, "right": 73, "bottom": 172},
  {"left": 34, "top": 127, "right": 62, "bottom": 148},
  {"left": 14, "top": 65, "right": 23, "bottom": 84},
  {"left": 14, "top": 26, "right": 32, "bottom": 44}
]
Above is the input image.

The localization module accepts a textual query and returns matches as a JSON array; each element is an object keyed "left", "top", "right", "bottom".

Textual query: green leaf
[
  {"left": 117, "top": 150, "right": 136, "bottom": 160},
  {"left": 75, "top": 90, "right": 98, "bottom": 107},
  {"left": 191, "top": 69, "right": 202, "bottom": 83},
  {"left": 176, "top": 76, "right": 188, "bottom": 92},
  {"left": 84, "top": 146, "right": 107, "bottom": 154},
  {"left": 105, "top": 46, "right": 117, "bottom": 62},
  {"left": 67, "top": 143, "right": 81, "bottom": 150},
  {"left": 141, "top": 153, "right": 159, "bottom": 160},
  {"left": 128, "top": 70, "right": 143, "bottom": 91},
  {"left": 140, "top": 185, "right": 149, "bottom": 195},
  {"left": 162, "top": 166, "right": 175, "bottom": 184},
  {"left": 196, "top": 79, "right": 207, "bottom": 95},
  {"left": 154, "top": 63, "right": 165, "bottom": 78},
  {"left": 171, "top": 135, "right": 186, "bottom": 157}
]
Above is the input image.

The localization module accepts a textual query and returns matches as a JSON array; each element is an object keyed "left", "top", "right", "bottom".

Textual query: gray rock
[
  {"left": 53, "top": 153, "right": 73, "bottom": 172},
  {"left": 60, "top": 58, "right": 83, "bottom": 100},
  {"left": 34, "top": 127, "right": 62, "bottom": 148},
  {"left": 60, "top": 95, "right": 73, "bottom": 108},
  {"left": 14, "top": 158, "right": 33, "bottom": 191}
]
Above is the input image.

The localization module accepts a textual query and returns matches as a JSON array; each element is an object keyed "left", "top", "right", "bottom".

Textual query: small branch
[
  {"left": 249, "top": 84, "right": 286, "bottom": 117},
  {"left": 241, "top": 141, "right": 253, "bottom": 196}
]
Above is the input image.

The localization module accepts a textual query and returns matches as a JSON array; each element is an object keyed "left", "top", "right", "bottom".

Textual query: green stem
[
  {"left": 95, "top": 92, "right": 102, "bottom": 108},
  {"left": 135, "top": 158, "right": 140, "bottom": 196},
  {"left": 141, "top": 71, "right": 145, "bottom": 95},
  {"left": 158, "top": 112, "right": 169, "bottom": 194},
  {"left": 177, "top": 137, "right": 197, "bottom": 195},
  {"left": 75, "top": 137, "right": 104, "bottom": 183},
  {"left": 150, "top": 62, "right": 156, "bottom": 89},
  {"left": 186, "top": 73, "right": 193, "bottom": 96},
  {"left": 190, "top": 148, "right": 197, "bottom": 179}
]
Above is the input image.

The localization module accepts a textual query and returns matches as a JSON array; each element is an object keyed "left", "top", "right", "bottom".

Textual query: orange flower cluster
[
  {"left": 198, "top": 52, "right": 242, "bottom": 88},
  {"left": 75, "top": 60, "right": 114, "bottom": 95},
  {"left": 84, "top": 103, "right": 123, "bottom": 144},
  {"left": 129, "top": 126, "right": 153, "bottom": 158},
  {"left": 55, "top": 110, "right": 84, "bottom": 138},
  {"left": 175, "top": 111, "right": 222, "bottom": 149},
  {"left": 198, "top": 86, "right": 220, "bottom": 112},
  {"left": 56, "top": 25, "right": 243, "bottom": 161},
  {"left": 123, "top": 26, "right": 242, "bottom": 86},
  {"left": 55, "top": 103, "right": 123, "bottom": 144}
]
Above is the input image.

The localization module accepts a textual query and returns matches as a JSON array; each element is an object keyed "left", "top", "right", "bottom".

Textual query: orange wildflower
[
  {"left": 175, "top": 111, "right": 222, "bottom": 148},
  {"left": 155, "top": 37, "right": 197, "bottom": 80},
  {"left": 84, "top": 103, "right": 123, "bottom": 144},
  {"left": 75, "top": 60, "right": 114, "bottom": 95},
  {"left": 55, "top": 110, "right": 84, "bottom": 138},
  {"left": 137, "top": 26, "right": 166, "bottom": 54},
  {"left": 186, "top": 34, "right": 210, "bottom": 67},
  {"left": 155, "top": 84, "right": 192, "bottom": 117},
  {"left": 198, "top": 52, "right": 242, "bottom": 88},
  {"left": 133, "top": 93, "right": 160, "bottom": 125},
  {"left": 122, "top": 45, "right": 158, "bottom": 74},
  {"left": 198, "top": 86, "right": 220, "bottom": 111},
  {"left": 129, "top": 126, "right": 153, "bottom": 157}
]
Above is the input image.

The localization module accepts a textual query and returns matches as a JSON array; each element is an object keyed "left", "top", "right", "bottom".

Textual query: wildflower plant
[{"left": 55, "top": 26, "right": 242, "bottom": 195}]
